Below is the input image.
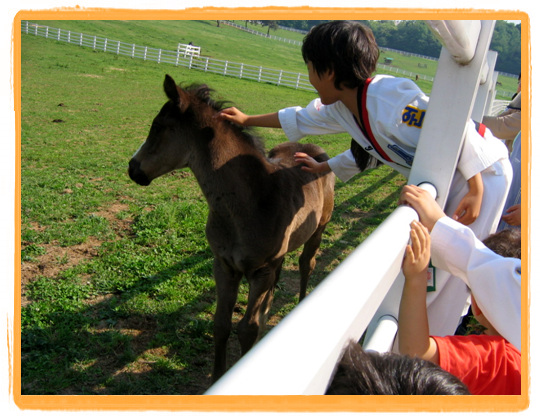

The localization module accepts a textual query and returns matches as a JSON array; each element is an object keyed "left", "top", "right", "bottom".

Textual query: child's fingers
[
  {"left": 409, "top": 221, "right": 430, "bottom": 265},
  {"left": 412, "top": 221, "right": 428, "bottom": 250},
  {"left": 409, "top": 227, "right": 421, "bottom": 261}
]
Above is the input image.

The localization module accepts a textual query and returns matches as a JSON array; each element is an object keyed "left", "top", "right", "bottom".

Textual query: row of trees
[{"left": 271, "top": 20, "right": 521, "bottom": 75}]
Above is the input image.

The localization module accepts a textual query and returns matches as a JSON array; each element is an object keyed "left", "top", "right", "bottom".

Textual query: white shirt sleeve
[
  {"left": 327, "top": 149, "right": 361, "bottom": 182},
  {"left": 278, "top": 99, "right": 346, "bottom": 142},
  {"left": 430, "top": 216, "right": 521, "bottom": 350}
]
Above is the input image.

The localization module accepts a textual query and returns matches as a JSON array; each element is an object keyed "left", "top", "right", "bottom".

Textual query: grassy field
[{"left": 20, "top": 25, "right": 407, "bottom": 395}]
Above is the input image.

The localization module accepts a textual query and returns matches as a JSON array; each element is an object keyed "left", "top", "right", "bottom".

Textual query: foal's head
[{"left": 129, "top": 75, "right": 226, "bottom": 185}]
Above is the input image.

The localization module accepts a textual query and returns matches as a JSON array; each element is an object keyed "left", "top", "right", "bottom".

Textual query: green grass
[{"left": 20, "top": 29, "right": 407, "bottom": 396}]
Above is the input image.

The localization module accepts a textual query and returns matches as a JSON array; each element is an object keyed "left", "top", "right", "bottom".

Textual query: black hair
[
  {"left": 302, "top": 21, "right": 380, "bottom": 90},
  {"left": 326, "top": 341, "right": 470, "bottom": 395}
]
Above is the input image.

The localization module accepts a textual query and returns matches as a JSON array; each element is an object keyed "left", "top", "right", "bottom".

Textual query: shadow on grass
[{"left": 21, "top": 168, "right": 404, "bottom": 397}]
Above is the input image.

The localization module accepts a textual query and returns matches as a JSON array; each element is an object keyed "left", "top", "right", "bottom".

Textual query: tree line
[{"left": 270, "top": 20, "right": 521, "bottom": 75}]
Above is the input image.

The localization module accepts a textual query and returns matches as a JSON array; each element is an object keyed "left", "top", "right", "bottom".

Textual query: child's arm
[
  {"left": 398, "top": 220, "right": 440, "bottom": 364},
  {"left": 451, "top": 173, "right": 484, "bottom": 226},
  {"left": 216, "top": 107, "right": 282, "bottom": 128},
  {"left": 400, "top": 184, "right": 522, "bottom": 350}
]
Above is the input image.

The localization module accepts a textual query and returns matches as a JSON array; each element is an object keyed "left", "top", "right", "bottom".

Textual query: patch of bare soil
[
  {"left": 20, "top": 203, "right": 133, "bottom": 306},
  {"left": 20, "top": 237, "right": 101, "bottom": 306}
]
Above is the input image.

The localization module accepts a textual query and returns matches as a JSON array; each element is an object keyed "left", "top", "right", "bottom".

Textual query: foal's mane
[{"left": 183, "top": 83, "right": 267, "bottom": 157}]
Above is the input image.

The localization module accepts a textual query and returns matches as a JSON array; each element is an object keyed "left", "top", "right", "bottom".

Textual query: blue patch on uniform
[
  {"left": 388, "top": 145, "right": 414, "bottom": 166},
  {"left": 402, "top": 105, "right": 426, "bottom": 128}
]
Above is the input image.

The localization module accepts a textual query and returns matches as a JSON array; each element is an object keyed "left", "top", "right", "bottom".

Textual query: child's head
[
  {"left": 482, "top": 228, "right": 521, "bottom": 259},
  {"left": 302, "top": 21, "right": 380, "bottom": 90},
  {"left": 326, "top": 341, "right": 470, "bottom": 395}
]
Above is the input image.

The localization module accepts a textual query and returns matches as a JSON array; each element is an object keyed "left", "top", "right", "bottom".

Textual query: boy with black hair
[
  {"left": 326, "top": 340, "right": 470, "bottom": 395},
  {"left": 217, "top": 20, "right": 511, "bottom": 337}
]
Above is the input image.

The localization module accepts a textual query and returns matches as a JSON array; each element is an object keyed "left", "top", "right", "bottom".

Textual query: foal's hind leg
[
  {"left": 237, "top": 263, "right": 279, "bottom": 355},
  {"left": 212, "top": 258, "right": 242, "bottom": 381},
  {"left": 298, "top": 225, "right": 326, "bottom": 300}
]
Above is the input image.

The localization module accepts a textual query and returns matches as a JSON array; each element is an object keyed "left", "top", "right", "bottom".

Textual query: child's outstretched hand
[
  {"left": 402, "top": 220, "right": 431, "bottom": 284},
  {"left": 294, "top": 152, "right": 331, "bottom": 174},
  {"left": 215, "top": 107, "right": 250, "bottom": 126}
]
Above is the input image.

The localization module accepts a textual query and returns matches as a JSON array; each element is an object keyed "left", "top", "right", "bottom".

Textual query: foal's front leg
[{"left": 212, "top": 258, "right": 241, "bottom": 382}]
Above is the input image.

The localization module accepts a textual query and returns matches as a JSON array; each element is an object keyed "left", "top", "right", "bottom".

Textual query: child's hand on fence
[
  {"left": 399, "top": 185, "right": 445, "bottom": 231},
  {"left": 402, "top": 220, "right": 431, "bottom": 284}
]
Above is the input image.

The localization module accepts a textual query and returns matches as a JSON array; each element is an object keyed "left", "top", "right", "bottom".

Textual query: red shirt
[{"left": 432, "top": 335, "right": 521, "bottom": 395}]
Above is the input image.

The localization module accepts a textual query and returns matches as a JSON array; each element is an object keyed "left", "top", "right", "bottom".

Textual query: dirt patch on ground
[
  {"left": 91, "top": 202, "right": 133, "bottom": 238},
  {"left": 21, "top": 237, "right": 101, "bottom": 306},
  {"left": 20, "top": 203, "right": 132, "bottom": 306}
]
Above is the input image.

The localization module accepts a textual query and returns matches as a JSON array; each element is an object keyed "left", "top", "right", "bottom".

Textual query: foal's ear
[
  {"left": 164, "top": 74, "right": 180, "bottom": 103},
  {"left": 164, "top": 74, "right": 190, "bottom": 113}
]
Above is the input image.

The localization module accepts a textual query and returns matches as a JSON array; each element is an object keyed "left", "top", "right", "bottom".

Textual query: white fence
[
  {"left": 21, "top": 21, "right": 315, "bottom": 93},
  {"left": 177, "top": 42, "right": 200, "bottom": 57}
]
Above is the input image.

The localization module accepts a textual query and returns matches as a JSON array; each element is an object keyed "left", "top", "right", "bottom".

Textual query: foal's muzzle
[{"left": 128, "top": 159, "right": 152, "bottom": 186}]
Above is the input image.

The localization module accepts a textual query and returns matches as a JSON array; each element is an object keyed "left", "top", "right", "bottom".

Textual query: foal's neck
[{"left": 192, "top": 118, "right": 273, "bottom": 205}]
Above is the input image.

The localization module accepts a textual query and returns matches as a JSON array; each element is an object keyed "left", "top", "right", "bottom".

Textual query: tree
[{"left": 261, "top": 20, "right": 279, "bottom": 36}]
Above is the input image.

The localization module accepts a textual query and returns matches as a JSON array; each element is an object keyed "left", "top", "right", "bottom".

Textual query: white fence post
[
  {"left": 363, "top": 20, "right": 496, "bottom": 351},
  {"left": 471, "top": 50, "right": 498, "bottom": 121}
]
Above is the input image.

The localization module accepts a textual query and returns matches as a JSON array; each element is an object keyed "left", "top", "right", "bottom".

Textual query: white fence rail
[{"left": 21, "top": 21, "right": 315, "bottom": 93}]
